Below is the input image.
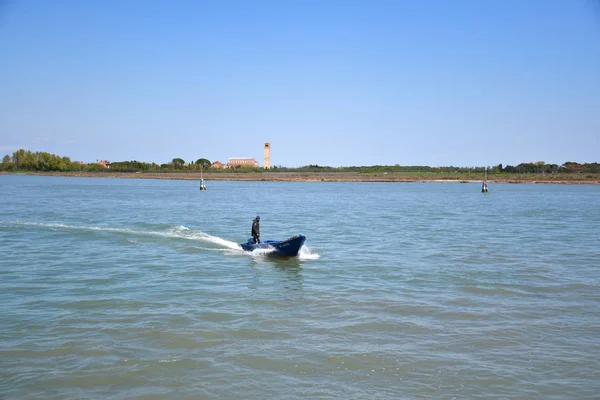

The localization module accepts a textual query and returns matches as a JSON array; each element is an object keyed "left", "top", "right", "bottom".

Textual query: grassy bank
[{"left": 3, "top": 171, "right": 599, "bottom": 184}]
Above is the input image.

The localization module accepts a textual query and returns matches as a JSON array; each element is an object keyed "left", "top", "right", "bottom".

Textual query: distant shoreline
[{"left": 2, "top": 171, "right": 599, "bottom": 184}]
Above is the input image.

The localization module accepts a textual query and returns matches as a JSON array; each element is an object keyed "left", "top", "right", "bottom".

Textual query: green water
[{"left": 1, "top": 175, "right": 599, "bottom": 399}]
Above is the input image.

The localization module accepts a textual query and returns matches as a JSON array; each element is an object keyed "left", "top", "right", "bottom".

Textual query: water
[{"left": 1, "top": 175, "right": 599, "bottom": 399}]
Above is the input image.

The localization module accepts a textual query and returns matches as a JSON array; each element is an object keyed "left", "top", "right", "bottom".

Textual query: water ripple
[{"left": 1, "top": 177, "right": 599, "bottom": 399}]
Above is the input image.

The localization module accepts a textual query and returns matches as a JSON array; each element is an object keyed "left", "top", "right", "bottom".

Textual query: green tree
[
  {"left": 12, "top": 149, "right": 25, "bottom": 168},
  {"left": 37, "top": 152, "right": 50, "bottom": 170},
  {"left": 195, "top": 158, "right": 211, "bottom": 169},
  {"left": 1, "top": 154, "right": 13, "bottom": 171},
  {"left": 172, "top": 158, "right": 185, "bottom": 169},
  {"left": 22, "top": 150, "right": 38, "bottom": 170}
]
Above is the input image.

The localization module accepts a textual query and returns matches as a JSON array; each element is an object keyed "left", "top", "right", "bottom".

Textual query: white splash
[
  {"left": 298, "top": 245, "right": 320, "bottom": 260},
  {"left": 250, "top": 246, "right": 277, "bottom": 257}
]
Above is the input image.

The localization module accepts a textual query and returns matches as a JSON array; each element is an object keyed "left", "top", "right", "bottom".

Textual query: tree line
[
  {"left": 1, "top": 149, "right": 599, "bottom": 174},
  {"left": 0, "top": 150, "right": 214, "bottom": 173}
]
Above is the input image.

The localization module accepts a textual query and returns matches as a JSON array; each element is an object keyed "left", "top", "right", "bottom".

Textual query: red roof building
[{"left": 211, "top": 160, "right": 227, "bottom": 169}]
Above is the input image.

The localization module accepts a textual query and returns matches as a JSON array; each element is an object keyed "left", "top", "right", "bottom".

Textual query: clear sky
[{"left": 1, "top": 0, "right": 599, "bottom": 168}]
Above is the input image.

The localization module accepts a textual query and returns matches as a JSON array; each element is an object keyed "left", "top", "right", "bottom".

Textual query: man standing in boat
[{"left": 252, "top": 216, "right": 260, "bottom": 244}]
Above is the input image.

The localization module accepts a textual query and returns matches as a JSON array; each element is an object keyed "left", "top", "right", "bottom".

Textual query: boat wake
[
  {"left": 4, "top": 221, "right": 319, "bottom": 259},
  {"left": 246, "top": 245, "right": 319, "bottom": 260}
]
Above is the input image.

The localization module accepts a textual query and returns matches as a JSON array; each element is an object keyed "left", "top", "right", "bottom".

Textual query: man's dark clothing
[{"left": 251, "top": 219, "right": 260, "bottom": 244}]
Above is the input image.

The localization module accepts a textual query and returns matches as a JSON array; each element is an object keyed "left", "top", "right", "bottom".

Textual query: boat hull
[{"left": 240, "top": 235, "right": 306, "bottom": 257}]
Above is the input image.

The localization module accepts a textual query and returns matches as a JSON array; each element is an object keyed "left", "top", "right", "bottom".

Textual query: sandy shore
[{"left": 3, "top": 171, "right": 599, "bottom": 184}]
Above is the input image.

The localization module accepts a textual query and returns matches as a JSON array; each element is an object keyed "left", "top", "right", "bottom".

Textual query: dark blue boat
[{"left": 240, "top": 235, "right": 306, "bottom": 257}]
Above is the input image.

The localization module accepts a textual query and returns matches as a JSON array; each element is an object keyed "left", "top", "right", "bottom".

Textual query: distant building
[
  {"left": 264, "top": 142, "right": 271, "bottom": 169},
  {"left": 211, "top": 160, "right": 227, "bottom": 169},
  {"left": 98, "top": 160, "right": 111, "bottom": 169},
  {"left": 228, "top": 158, "right": 259, "bottom": 168}
]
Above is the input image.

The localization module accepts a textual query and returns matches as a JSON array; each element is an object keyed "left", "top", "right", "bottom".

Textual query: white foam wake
[
  {"left": 166, "top": 225, "right": 241, "bottom": 250},
  {"left": 5, "top": 221, "right": 320, "bottom": 258},
  {"left": 6, "top": 221, "right": 242, "bottom": 250},
  {"left": 248, "top": 244, "right": 319, "bottom": 260}
]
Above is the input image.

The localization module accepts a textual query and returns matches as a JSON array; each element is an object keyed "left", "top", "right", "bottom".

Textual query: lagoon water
[{"left": 1, "top": 175, "right": 599, "bottom": 399}]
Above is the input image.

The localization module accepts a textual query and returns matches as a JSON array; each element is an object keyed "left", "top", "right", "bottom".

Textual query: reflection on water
[
  {"left": 249, "top": 256, "right": 304, "bottom": 293},
  {"left": 274, "top": 265, "right": 303, "bottom": 291}
]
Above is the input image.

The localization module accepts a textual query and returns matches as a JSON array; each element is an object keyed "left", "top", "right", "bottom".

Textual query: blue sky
[{"left": 1, "top": 0, "right": 598, "bottom": 167}]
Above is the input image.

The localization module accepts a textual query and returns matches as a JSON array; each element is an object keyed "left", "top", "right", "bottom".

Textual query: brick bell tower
[{"left": 263, "top": 142, "right": 271, "bottom": 169}]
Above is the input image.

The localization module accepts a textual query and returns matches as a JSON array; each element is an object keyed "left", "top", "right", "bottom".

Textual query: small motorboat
[{"left": 240, "top": 235, "right": 306, "bottom": 257}]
